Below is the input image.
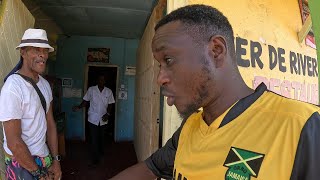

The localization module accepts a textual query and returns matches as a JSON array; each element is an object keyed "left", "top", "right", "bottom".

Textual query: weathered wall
[
  {"left": 0, "top": 0, "right": 34, "bottom": 88},
  {"left": 0, "top": 0, "right": 35, "bottom": 178},
  {"left": 309, "top": 0, "right": 320, "bottom": 91},
  {"left": 134, "top": 0, "right": 166, "bottom": 161}
]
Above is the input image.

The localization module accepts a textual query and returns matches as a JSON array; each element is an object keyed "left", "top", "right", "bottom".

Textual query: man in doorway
[
  {"left": 111, "top": 4, "right": 320, "bottom": 180},
  {"left": 0, "top": 28, "right": 62, "bottom": 180},
  {"left": 73, "top": 74, "right": 115, "bottom": 166}
]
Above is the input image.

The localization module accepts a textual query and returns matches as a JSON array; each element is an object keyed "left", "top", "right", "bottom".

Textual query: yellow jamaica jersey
[{"left": 146, "top": 83, "right": 320, "bottom": 180}]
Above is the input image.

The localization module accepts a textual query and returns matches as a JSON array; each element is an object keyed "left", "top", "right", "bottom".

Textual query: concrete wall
[
  {"left": 0, "top": 0, "right": 35, "bottom": 177},
  {"left": 162, "top": 0, "right": 318, "bottom": 143},
  {"left": 54, "top": 36, "right": 138, "bottom": 141},
  {"left": 134, "top": 0, "right": 166, "bottom": 161}
]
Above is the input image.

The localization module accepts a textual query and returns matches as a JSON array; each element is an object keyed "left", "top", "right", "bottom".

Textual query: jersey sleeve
[
  {"left": 144, "top": 125, "right": 182, "bottom": 179},
  {"left": 290, "top": 111, "right": 320, "bottom": 180}
]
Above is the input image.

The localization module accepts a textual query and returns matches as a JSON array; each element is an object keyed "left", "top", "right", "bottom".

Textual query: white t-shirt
[
  {"left": 83, "top": 86, "right": 115, "bottom": 126},
  {"left": 0, "top": 74, "right": 52, "bottom": 157}
]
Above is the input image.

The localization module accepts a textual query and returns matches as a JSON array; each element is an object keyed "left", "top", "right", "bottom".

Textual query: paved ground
[{"left": 60, "top": 139, "right": 137, "bottom": 179}]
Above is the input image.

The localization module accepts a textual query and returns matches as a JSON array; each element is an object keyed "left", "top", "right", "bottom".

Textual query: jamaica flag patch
[{"left": 223, "top": 147, "right": 264, "bottom": 180}]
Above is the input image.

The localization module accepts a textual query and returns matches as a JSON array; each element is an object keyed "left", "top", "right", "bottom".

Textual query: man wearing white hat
[{"left": 0, "top": 29, "right": 62, "bottom": 180}]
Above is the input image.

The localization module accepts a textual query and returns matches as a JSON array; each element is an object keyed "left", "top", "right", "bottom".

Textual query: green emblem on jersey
[{"left": 223, "top": 147, "right": 264, "bottom": 180}]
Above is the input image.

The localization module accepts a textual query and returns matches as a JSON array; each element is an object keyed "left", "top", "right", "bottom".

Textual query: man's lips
[
  {"left": 35, "top": 59, "right": 46, "bottom": 63},
  {"left": 37, "top": 62, "right": 45, "bottom": 65},
  {"left": 166, "top": 96, "right": 175, "bottom": 106},
  {"left": 35, "top": 60, "right": 46, "bottom": 66},
  {"left": 162, "top": 90, "right": 175, "bottom": 106}
]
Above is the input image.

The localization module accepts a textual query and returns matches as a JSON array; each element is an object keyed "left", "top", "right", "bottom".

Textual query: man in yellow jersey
[{"left": 111, "top": 4, "right": 320, "bottom": 180}]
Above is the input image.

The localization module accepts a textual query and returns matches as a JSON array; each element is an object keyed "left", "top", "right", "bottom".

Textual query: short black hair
[
  {"left": 155, "top": 4, "right": 235, "bottom": 57},
  {"left": 97, "top": 74, "right": 105, "bottom": 79}
]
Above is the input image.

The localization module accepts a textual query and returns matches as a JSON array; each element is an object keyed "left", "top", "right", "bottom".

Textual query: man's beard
[
  {"left": 179, "top": 78, "right": 210, "bottom": 120},
  {"left": 178, "top": 57, "right": 212, "bottom": 120},
  {"left": 178, "top": 82, "right": 210, "bottom": 120},
  {"left": 178, "top": 103, "right": 199, "bottom": 120}
]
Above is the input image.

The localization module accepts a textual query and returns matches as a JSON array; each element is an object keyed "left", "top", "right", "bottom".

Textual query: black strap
[{"left": 15, "top": 73, "right": 47, "bottom": 112}]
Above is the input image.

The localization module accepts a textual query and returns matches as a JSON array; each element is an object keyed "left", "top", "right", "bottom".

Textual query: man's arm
[
  {"left": 103, "top": 90, "right": 115, "bottom": 121},
  {"left": 111, "top": 123, "right": 183, "bottom": 179},
  {"left": 46, "top": 102, "right": 61, "bottom": 179},
  {"left": 107, "top": 90, "right": 115, "bottom": 115},
  {"left": 102, "top": 104, "right": 113, "bottom": 122},
  {"left": 107, "top": 104, "right": 113, "bottom": 115},
  {"left": 72, "top": 100, "right": 89, "bottom": 111},
  {"left": 290, "top": 111, "right": 320, "bottom": 180},
  {"left": 73, "top": 87, "right": 91, "bottom": 111},
  {"left": 110, "top": 162, "right": 157, "bottom": 180},
  {"left": 3, "top": 119, "right": 38, "bottom": 172}
]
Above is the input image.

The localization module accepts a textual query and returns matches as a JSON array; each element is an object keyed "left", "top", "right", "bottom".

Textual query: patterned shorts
[{"left": 5, "top": 154, "right": 52, "bottom": 180}]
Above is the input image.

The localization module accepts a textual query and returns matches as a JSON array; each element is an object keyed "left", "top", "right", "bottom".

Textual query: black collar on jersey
[{"left": 219, "top": 83, "right": 268, "bottom": 128}]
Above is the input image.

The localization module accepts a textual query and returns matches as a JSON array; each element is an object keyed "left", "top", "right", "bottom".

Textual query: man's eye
[{"left": 165, "top": 57, "right": 173, "bottom": 65}]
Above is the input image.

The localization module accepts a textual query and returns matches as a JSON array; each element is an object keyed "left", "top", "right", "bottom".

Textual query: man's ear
[
  {"left": 208, "top": 35, "right": 227, "bottom": 68},
  {"left": 20, "top": 48, "right": 25, "bottom": 57}
]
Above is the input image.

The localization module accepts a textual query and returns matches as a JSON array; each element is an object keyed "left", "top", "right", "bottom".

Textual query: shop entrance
[{"left": 84, "top": 65, "right": 119, "bottom": 142}]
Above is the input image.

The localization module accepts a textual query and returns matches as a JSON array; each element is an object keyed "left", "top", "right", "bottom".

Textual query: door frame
[{"left": 83, "top": 63, "right": 119, "bottom": 141}]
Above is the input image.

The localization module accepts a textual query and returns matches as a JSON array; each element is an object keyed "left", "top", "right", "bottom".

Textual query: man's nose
[
  {"left": 38, "top": 50, "right": 48, "bottom": 58},
  {"left": 157, "top": 69, "right": 170, "bottom": 86}
]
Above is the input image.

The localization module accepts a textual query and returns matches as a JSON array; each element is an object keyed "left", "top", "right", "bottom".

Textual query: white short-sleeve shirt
[
  {"left": 0, "top": 74, "right": 52, "bottom": 157},
  {"left": 83, "top": 86, "right": 115, "bottom": 126}
]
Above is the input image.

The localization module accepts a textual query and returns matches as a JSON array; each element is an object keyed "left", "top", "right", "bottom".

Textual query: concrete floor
[{"left": 60, "top": 139, "right": 137, "bottom": 179}]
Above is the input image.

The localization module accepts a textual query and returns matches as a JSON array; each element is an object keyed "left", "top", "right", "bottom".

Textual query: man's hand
[
  {"left": 39, "top": 174, "right": 51, "bottom": 180},
  {"left": 102, "top": 113, "right": 110, "bottom": 122},
  {"left": 48, "top": 160, "right": 61, "bottom": 180},
  {"left": 72, "top": 105, "right": 80, "bottom": 112}
]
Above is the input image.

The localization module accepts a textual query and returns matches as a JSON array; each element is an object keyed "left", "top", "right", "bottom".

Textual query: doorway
[{"left": 84, "top": 64, "right": 119, "bottom": 142}]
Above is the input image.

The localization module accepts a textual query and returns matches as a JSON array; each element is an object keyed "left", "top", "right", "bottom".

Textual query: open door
[{"left": 84, "top": 64, "right": 119, "bottom": 142}]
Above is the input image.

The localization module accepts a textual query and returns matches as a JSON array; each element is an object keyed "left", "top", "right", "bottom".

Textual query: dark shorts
[{"left": 5, "top": 154, "right": 52, "bottom": 180}]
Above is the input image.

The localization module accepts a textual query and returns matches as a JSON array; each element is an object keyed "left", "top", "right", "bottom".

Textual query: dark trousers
[{"left": 88, "top": 122, "right": 107, "bottom": 163}]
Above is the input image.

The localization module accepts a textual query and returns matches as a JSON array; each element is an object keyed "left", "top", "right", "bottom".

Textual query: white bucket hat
[{"left": 16, "top": 28, "right": 54, "bottom": 52}]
